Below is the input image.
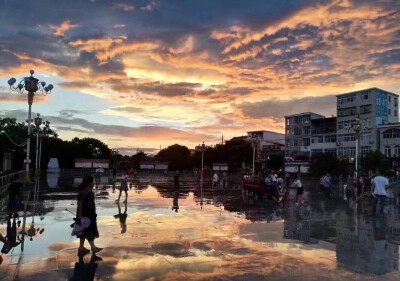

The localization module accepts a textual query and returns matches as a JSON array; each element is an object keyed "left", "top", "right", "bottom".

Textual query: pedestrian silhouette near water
[
  {"left": 116, "top": 171, "right": 128, "bottom": 203},
  {"left": 114, "top": 200, "right": 128, "bottom": 234},
  {"left": 76, "top": 176, "right": 102, "bottom": 256},
  {"left": 69, "top": 252, "right": 102, "bottom": 281}
]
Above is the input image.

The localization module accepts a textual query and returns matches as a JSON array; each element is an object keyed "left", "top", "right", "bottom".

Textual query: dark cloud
[{"left": 237, "top": 95, "right": 336, "bottom": 119}]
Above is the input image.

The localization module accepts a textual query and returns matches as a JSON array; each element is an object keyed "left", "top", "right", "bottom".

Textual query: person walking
[
  {"left": 319, "top": 176, "right": 325, "bottom": 192},
  {"left": 213, "top": 172, "right": 219, "bottom": 187},
  {"left": 116, "top": 171, "right": 128, "bottom": 203},
  {"left": 112, "top": 168, "right": 117, "bottom": 181},
  {"left": 76, "top": 176, "right": 102, "bottom": 256},
  {"left": 372, "top": 171, "right": 389, "bottom": 217},
  {"left": 323, "top": 173, "right": 332, "bottom": 198},
  {"left": 291, "top": 177, "right": 303, "bottom": 206}
]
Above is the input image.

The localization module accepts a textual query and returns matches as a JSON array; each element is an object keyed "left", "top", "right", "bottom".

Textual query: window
[
  {"left": 312, "top": 136, "right": 323, "bottom": 143},
  {"left": 383, "top": 129, "right": 400, "bottom": 139},
  {"left": 293, "top": 139, "right": 300, "bottom": 146},
  {"left": 294, "top": 127, "right": 302, "bottom": 136},
  {"left": 395, "top": 110, "right": 397, "bottom": 117},
  {"left": 338, "top": 120, "right": 356, "bottom": 130},
  {"left": 303, "top": 126, "right": 310, "bottom": 135},
  {"left": 286, "top": 140, "right": 290, "bottom": 147},
  {"left": 361, "top": 146, "right": 371, "bottom": 156},
  {"left": 286, "top": 118, "right": 290, "bottom": 126},
  {"left": 338, "top": 134, "right": 355, "bottom": 142},
  {"left": 395, "top": 145, "right": 400, "bottom": 156},
  {"left": 389, "top": 109, "right": 391, "bottom": 115},
  {"left": 363, "top": 94, "right": 369, "bottom": 100},
  {"left": 338, "top": 94, "right": 355, "bottom": 104},
  {"left": 303, "top": 138, "right": 310, "bottom": 146},
  {"left": 360, "top": 104, "right": 372, "bottom": 114},
  {"left": 325, "top": 135, "right": 337, "bottom": 143},
  {"left": 360, "top": 133, "right": 371, "bottom": 142},
  {"left": 286, "top": 129, "right": 290, "bottom": 135},
  {"left": 312, "top": 149, "right": 323, "bottom": 154},
  {"left": 395, "top": 98, "right": 398, "bottom": 107},
  {"left": 384, "top": 146, "right": 391, "bottom": 156},
  {"left": 324, "top": 148, "right": 337, "bottom": 155},
  {"left": 338, "top": 107, "right": 357, "bottom": 117},
  {"left": 389, "top": 96, "right": 392, "bottom": 103},
  {"left": 338, "top": 147, "right": 356, "bottom": 156}
]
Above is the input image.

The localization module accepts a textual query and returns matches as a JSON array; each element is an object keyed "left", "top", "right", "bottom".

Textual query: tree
[
  {"left": 361, "top": 151, "right": 392, "bottom": 175},
  {"left": 310, "top": 153, "right": 349, "bottom": 177},
  {"left": 155, "top": 144, "right": 193, "bottom": 171}
]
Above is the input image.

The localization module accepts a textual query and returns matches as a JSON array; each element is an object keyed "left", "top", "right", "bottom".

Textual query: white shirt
[
  {"left": 373, "top": 176, "right": 389, "bottom": 196},
  {"left": 213, "top": 174, "right": 219, "bottom": 182}
]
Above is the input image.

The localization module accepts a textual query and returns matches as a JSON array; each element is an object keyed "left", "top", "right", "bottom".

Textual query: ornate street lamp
[{"left": 7, "top": 70, "right": 54, "bottom": 183}]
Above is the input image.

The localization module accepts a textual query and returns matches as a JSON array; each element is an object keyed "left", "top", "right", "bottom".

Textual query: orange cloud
[{"left": 49, "top": 20, "right": 79, "bottom": 37}]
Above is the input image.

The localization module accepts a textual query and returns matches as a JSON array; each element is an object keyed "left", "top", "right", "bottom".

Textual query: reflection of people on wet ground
[
  {"left": 94, "top": 168, "right": 102, "bottom": 187},
  {"left": 164, "top": 169, "right": 168, "bottom": 177},
  {"left": 174, "top": 171, "right": 180, "bottom": 188},
  {"left": 172, "top": 189, "right": 179, "bottom": 213},
  {"left": 372, "top": 171, "right": 389, "bottom": 217},
  {"left": 1, "top": 215, "right": 21, "bottom": 257},
  {"left": 76, "top": 176, "right": 103, "bottom": 256},
  {"left": 8, "top": 181, "right": 22, "bottom": 216},
  {"left": 114, "top": 200, "right": 128, "bottom": 234},
  {"left": 69, "top": 253, "right": 102, "bottom": 281},
  {"left": 213, "top": 172, "right": 219, "bottom": 187},
  {"left": 116, "top": 171, "right": 128, "bottom": 203},
  {"left": 0, "top": 234, "right": 11, "bottom": 264},
  {"left": 291, "top": 177, "right": 303, "bottom": 206}
]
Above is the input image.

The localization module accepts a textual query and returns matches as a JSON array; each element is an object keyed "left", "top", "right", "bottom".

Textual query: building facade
[
  {"left": 379, "top": 123, "right": 400, "bottom": 158},
  {"left": 284, "top": 88, "right": 399, "bottom": 159},
  {"left": 284, "top": 112, "right": 324, "bottom": 158},
  {"left": 247, "top": 130, "right": 285, "bottom": 164},
  {"left": 337, "top": 88, "right": 399, "bottom": 157}
]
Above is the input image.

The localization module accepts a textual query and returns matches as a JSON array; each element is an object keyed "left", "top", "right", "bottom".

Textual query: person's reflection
[
  {"left": 69, "top": 253, "right": 102, "bottom": 281},
  {"left": 114, "top": 200, "right": 128, "bottom": 234},
  {"left": 172, "top": 189, "right": 179, "bottom": 213},
  {"left": 1, "top": 215, "right": 21, "bottom": 255},
  {"left": 8, "top": 181, "right": 22, "bottom": 216}
]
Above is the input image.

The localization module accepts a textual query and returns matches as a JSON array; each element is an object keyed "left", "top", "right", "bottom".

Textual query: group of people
[{"left": 212, "top": 171, "right": 228, "bottom": 188}]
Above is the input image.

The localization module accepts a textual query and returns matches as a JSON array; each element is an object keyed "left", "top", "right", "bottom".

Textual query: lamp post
[
  {"left": 34, "top": 114, "right": 42, "bottom": 176},
  {"left": 251, "top": 137, "right": 259, "bottom": 177},
  {"left": 352, "top": 117, "right": 362, "bottom": 177},
  {"left": 7, "top": 70, "right": 53, "bottom": 183}
]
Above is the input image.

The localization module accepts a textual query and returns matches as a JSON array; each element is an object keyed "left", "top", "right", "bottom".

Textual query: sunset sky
[{"left": 0, "top": 0, "right": 399, "bottom": 155}]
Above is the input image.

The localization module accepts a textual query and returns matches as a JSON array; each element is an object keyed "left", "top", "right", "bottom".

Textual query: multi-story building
[
  {"left": 336, "top": 88, "right": 399, "bottom": 157},
  {"left": 247, "top": 130, "right": 285, "bottom": 165},
  {"left": 379, "top": 122, "right": 400, "bottom": 157},
  {"left": 284, "top": 112, "right": 324, "bottom": 158},
  {"left": 310, "top": 117, "right": 337, "bottom": 155}
]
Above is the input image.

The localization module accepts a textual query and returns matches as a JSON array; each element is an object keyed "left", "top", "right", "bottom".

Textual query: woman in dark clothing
[{"left": 76, "top": 176, "right": 102, "bottom": 256}]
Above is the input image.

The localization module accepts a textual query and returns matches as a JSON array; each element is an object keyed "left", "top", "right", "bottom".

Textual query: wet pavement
[{"left": 0, "top": 173, "right": 399, "bottom": 281}]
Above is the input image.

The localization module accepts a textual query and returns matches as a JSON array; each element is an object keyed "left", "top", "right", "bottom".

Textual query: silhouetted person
[
  {"left": 8, "top": 181, "right": 22, "bottom": 216},
  {"left": 112, "top": 168, "right": 117, "bottom": 181},
  {"left": 372, "top": 171, "right": 389, "bottom": 217},
  {"left": 69, "top": 252, "right": 102, "bottom": 281},
  {"left": 114, "top": 200, "right": 128, "bottom": 234},
  {"left": 76, "top": 176, "right": 102, "bottom": 256},
  {"left": 116, "top": 171, "right": 128, "bottom": 203}
]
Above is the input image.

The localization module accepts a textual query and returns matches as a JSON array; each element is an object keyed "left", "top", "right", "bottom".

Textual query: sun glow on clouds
[{"left": 1, "top": 0, "right": 399, "bottom": 153}]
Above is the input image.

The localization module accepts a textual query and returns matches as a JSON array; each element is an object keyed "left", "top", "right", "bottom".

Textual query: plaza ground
[{"left": 0, "top": 173, "right": 399, "bottom": 281}]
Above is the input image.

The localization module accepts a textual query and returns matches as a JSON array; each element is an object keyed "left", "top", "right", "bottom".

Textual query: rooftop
[
  {"left": 247, "top": 130, "right": 284, "bottom": 135},
  {"left": 284, "top": 112, "right": 325, "bottom": 118},
  {"left": 336, "top": 87, "right": 399, "bottom": 97}
]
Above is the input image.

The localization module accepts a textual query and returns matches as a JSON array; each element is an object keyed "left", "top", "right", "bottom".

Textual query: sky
[{"left": 0, "top": 0, "right": 399, "bottom": 155}]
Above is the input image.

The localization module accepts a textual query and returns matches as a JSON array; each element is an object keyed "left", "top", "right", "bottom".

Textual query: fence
[{"left": 0, "top": 170, "right": 25, "bottom": 189}]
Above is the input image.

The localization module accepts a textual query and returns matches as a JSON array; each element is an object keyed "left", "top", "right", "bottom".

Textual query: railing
[{"left": 0, "top": 170, "right": 25, "bottom": 188}]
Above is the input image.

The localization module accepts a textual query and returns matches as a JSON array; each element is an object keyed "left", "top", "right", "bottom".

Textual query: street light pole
[
  {"left": 34, "top": 114, "right": 42, "bottom": 176},
  {"left": 352, "top": 117, "right": 362, "bottom": 178},
  {"left": 7, "top": 70, "right": 53, "bottom": 183}
]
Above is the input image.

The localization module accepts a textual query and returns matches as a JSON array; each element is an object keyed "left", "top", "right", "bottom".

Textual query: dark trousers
[
  {"left": 325, "top": 186, "right": 330, "bottom": 198},
  {"left": 372, "top": 195, "right": 386, "bottom": 216}
]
